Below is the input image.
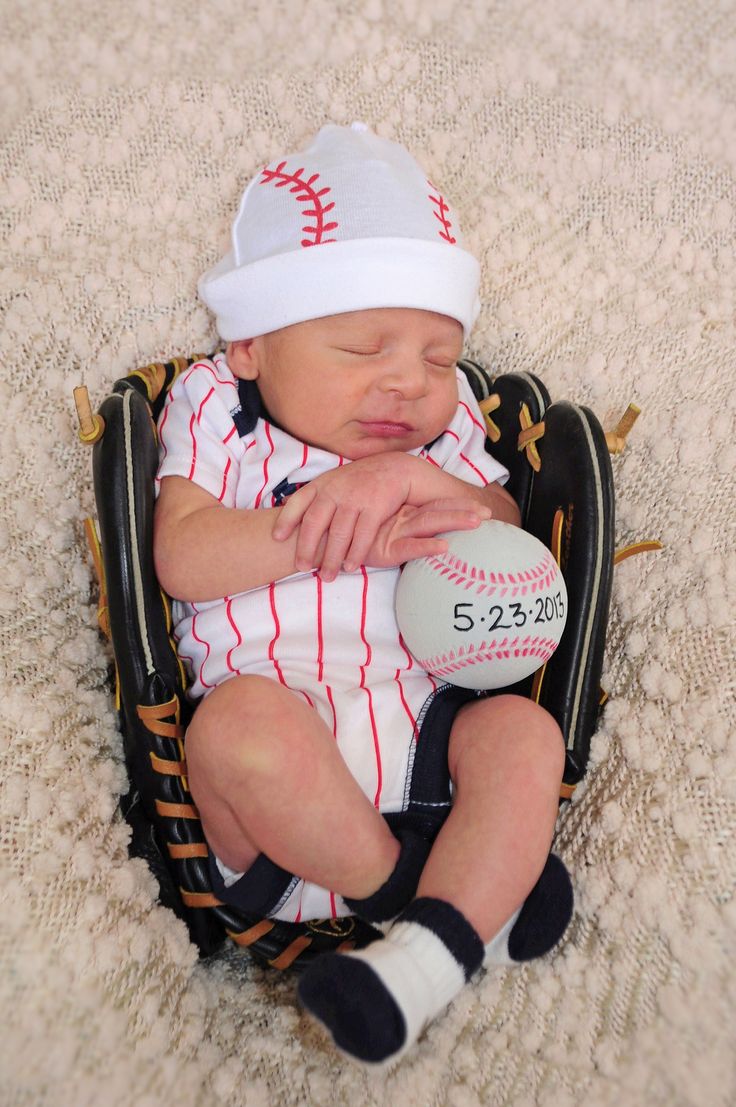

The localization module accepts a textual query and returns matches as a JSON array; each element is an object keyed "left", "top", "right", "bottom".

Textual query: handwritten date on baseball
[{"left": 452, "top": 592, "right": 566, "bottom": 633}]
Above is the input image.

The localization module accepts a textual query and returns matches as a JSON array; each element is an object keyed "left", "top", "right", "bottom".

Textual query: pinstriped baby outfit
[{"left": 156, "top": 350, "right": 507, "bottom": 922}]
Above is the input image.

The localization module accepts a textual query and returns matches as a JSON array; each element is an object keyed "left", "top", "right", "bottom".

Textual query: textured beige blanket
[{"left": 2, "top": 2, "right": 734, "bottom": 1104}]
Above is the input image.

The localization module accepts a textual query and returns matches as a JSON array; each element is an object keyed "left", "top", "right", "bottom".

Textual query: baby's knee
[
  {"left": 451, "top": 694, "right": 565, "bottom": 779},
  {"left": 186, "top": 675, "right": 293, "bottom": 782}
]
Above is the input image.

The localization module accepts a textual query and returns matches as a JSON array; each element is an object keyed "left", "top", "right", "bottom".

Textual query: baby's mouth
[{"left": 358, "top": 420, "right": 414, "bottom": 437}]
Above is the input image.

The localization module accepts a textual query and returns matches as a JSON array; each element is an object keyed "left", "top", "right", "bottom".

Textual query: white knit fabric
[{"left": 2, "top": 2, "right": 735, "bottom": 1105}]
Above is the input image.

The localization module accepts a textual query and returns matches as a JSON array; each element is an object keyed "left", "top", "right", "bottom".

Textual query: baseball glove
[
  {"left": 76, "top": 353, "right": 617, "bottom": 967},
  {"left": 459, "top": 360, "right": 615, "bottom": 794}
]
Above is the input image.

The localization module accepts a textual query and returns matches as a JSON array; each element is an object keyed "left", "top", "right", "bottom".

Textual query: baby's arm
[
  {"left": 273, "top": 450, "right": 518, "bottom": 581},
  {"left": 154, "top": 468, "right": 491, "bottom": 601},
  {"left": 408, "top": 458, "right": 520, "bottom": 526},
  {"left": 154, "top": 476, "right": 305, "bottom": 601}
]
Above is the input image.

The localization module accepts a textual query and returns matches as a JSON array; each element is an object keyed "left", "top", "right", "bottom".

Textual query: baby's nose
[{"left": 380, "top": 357, "right": 428, "bottom": 398}]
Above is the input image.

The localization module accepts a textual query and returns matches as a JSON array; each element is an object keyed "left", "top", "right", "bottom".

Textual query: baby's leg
[
  {"left": 298, "top": 695, "right": 571, "bottom": 1063},
  {"left": 418, "top": 693, "right": 565, "bottom": 942},
  {"left": 186, "top": 674, "right": 400, "bottom": 900}
]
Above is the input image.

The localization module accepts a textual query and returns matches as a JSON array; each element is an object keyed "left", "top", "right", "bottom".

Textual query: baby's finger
[
  {"left": 400, "top": 505, "right": 487, "bottom": 539},
  {"left": 316, "top": 504, "right": 360, "bottom": 581},
  {"left": 293, "top": 500, "right": 339, "bottom": 571},
  {"left": 272, "top": 485, "right": 318, "bottom": 541},
  {"left": 342, "top": 510, "right": 383, "bottom": 573},
  {"left": 391, "top": 536, "right": 449, "bottom": 563},
  {"left": 419, "top": 497, "right": 493, "bottom": 520}
]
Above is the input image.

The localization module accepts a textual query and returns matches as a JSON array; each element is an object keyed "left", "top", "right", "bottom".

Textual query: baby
[{"left": 154, "top": 123, "right": 572, "bottom": 1065}]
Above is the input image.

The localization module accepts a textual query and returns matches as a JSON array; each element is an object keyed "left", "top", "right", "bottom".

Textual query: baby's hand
[
  {"left": 272, "top": 455, "right": 491, "bottom": 581},
  {"left": 272, "top": 454, "right": 414, "bottom": 580}
]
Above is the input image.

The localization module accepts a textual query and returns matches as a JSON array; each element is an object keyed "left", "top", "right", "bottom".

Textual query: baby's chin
[
  {"left": 338, "top": 415, "right": 453, "bottom": 459},
  {"left": 329, "top": 432, "right": 428, "bottom": 461}
]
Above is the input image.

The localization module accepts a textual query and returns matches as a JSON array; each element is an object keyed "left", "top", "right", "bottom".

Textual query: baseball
[{"left": 395, "top": 521, "right": 567, "bottom": 690}]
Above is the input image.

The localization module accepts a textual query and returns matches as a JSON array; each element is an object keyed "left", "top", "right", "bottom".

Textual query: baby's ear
[{"left": 227, "top": 338, "right": 260, "bottom": 380}]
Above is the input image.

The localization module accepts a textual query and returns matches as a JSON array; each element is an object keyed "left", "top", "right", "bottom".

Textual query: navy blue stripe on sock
[
  {"left": 507, "top": 853, "right": 574, "bottom": 961},
  {"left": 343, "top": 829, "right": 431, "bottom": 923},
  {"left": 207, "top": 850, "right": 296, "bottom": 917},
  {"left": 399, "top": 897, "right": 484, "bottom": 980}
]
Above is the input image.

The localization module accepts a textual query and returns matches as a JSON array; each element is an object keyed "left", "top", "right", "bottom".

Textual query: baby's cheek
[{"left": 427, "top": 386, "right": 459, "bottom": 438}]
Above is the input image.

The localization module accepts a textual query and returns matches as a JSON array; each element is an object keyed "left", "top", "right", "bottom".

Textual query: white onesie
[{"left": 156, "top": 351, "right": 507, "bottom": 922}]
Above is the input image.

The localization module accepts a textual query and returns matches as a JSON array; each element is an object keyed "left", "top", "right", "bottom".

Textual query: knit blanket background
[{"left": 2, "top": 2, "right": 734, "bottom": 1105}]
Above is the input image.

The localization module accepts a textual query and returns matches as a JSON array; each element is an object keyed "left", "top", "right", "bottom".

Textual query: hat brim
[{"left": 198, "top": 238, "right": 481, "bottom": 340}]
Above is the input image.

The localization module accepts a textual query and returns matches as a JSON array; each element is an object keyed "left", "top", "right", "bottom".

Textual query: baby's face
[{"left": 227, "top": 307, "right": 463, "bottom": 460}]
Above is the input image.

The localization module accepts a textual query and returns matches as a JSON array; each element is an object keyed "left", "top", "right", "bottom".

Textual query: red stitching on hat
[
  {"left": 427, "top": 181, "right": 457, "bottom": 244},
  {"left": 260, "top": 162, "right": 339, "bottom": 247}
]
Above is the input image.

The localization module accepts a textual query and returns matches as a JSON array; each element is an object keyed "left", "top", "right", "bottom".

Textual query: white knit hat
[{"left": 199, "top": 123, "right": 480, "bottom": 340}]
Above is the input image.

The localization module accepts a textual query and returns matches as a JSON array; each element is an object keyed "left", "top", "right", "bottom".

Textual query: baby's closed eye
[{"left": 425, "top": 357, "right": 457, "bottom": 369}]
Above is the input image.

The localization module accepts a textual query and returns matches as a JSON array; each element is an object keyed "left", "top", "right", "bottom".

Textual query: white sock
[
  {"left": 297, "top": 897, "right": 483, "bottom": 1065},
  {"left": 483, "top": 907, "right": 522, "bottom": 966},
  {"left": 298, "top": 856, "right": 574, "bottom": 1063}
]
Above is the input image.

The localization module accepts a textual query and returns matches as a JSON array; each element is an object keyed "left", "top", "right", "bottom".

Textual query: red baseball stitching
[
  {"left": 427, "top": 181, "right": 456, "bottom": 244},
  {"left": 417, "top": 636, "right": 558, "bottom": 677},
  {"left": 260, "top": 162, "right": 339, "bottom": 247},
  {"left": 423, "top": 549, "right": 558, "bottom": 598}
]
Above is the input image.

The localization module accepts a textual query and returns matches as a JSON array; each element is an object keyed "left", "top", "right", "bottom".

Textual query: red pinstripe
[
  {"left": 268, "top": 582, "right": 287, "bottom": 686},
  {"left": 403, "top": 623, "right": 439, "bottom": 698},
  {"left": 421, "top": 448, "right": 441, "bottom": 468},
  {"left": 358, "top": 567, "right": 382, "bottom": 807},
  {"left": 218, "top": 457, "right": 231, "bottom": 502},
  {"left": 196, "top": 386, "right": 215, "bottom": 422},
  {"left": 394, "top": 669, "right": 420, "bottom": 740},
  {"left": 395, "top": 635, "right": 419, "bottom": 740},
  {"left": 268, "top": 582, "right": 315, "bottom": 708},
  {"left": 315, "top": 573, "right": 325, "bottom": 682},
  {"left": 325, "top": 682, "right": 337, "bottom": 738},
  {"left": 162, "top": 358, "right": 248, "bottom": 490},
  {"left": 188, "top": 358, "right": 238, "bottom": 388},
  {"left": 443, "top": 429, "right": 488, "bottom": 484},
  {"left": 398, "top": 633, "right": 415, "bottom": 671},
  {"left": 190, "top": 612, "right": 214, "bottom": 690},
  {"left": 157, "top": 401, "right": 171, "bottom": 466},
  {"left": 187, "top": 411, "right": 197, "bottom": 480},
  {"left": 188, "top": 386, "right": 219, "bottom": 487},
  {"left": 459, "top": 452, "right": 488, "bottom": 484},
  {"left": 224, "top": 598, "right": 242, "bottom": 673},
  {"left": 315, "top": 573, "right": 338, "bottom": 738},
  {"left": 254, "top": 423, "right": 275, "bottom": 508},
  {"left": 458, "top": 399, "right": 485, "bottom": 433}
]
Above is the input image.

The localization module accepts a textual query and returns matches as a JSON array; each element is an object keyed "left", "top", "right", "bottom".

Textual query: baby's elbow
[
  {"left": 153, "top": 512, "right": 187, "bottom": 600},
  {"left": 153, "top": 536, "right": 175, "bottom": 599},
  {"left": 505, "top": 496, "right": 522, "bottom": 528},
  {"left": 489, "top": 483, "right": 521, "bottom": 527}
]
